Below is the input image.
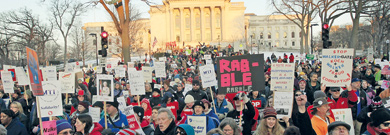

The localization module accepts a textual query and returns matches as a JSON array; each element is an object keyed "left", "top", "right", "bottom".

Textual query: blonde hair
[
  {"left": 253, "top": 119, "right": 285, "bottom": 135},
  {"left": 10, "top": 101, "right": 24, "bottom": 115}
]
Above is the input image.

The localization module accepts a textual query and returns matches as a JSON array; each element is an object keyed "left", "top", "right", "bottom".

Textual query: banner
[
  {"left": 15, "top": 67, "right": 30, "bottom": 85},
  {"left": 96, "top": 74, "right": 114, "bottom": 102},
  {"left": 89, "top": 107, "right": 101, "bottom": 123},
  {"left": 270, "top": 63, "right": 294, "bottom": 91},
  {"left": 1, "top": 71, "right": 14, "bottom": 93},
  {"left": 187, "top": 116, "right": 207, "bottom": 135},
  {"left": 199, "top": 64, "right": 217, "bottom": 88},
  {"left": 154, "top": 62, "right": 166, "bottom": 78},
  {"left": 129, "top": 71, "right": 146, "bottom": 95},
  {"left": 38, "top": 81, "right": 63, "bottom": 118},
  {"left": 122, "top": 106, "right": 145, "bottom": 135},
  {"left": 273, "top": 91, "right": 293, "bottom": 119},
  {"left": 26, "top": 47, "right": 44, "bottom": 96},
  {"left": 142, "top": 67, "right": 153, "bottom": 83},
  {"left": 42, "top": 120, "right": 57, "bottom": 135},
  {"left": 321, "top": 49, "right": 354, "bottom": 87},
  {"left": 59, "top": 72, "right": 75, "bottom": 93},
  {"left": 332, "top": 108, "right": 355, "bottom": 135},
  {"left": 115, "top": 67, "right": 126, "bottom": 77},
  {"left": 216, "top": 54, "right": 265, "bottom": 94}
]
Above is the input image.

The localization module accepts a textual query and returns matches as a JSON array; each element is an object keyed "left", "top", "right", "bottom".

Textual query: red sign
[
  {"left": 126, "top": 115, "right": 141, "bottom": 130},
  {"left": 251, "top": 100, "right": 262, "bottom": 108},
  {"left": 8, "top": 69, "right": 16, "bottom": 82},
  {"left": 76, "top": 62, "right": 79, "bottom": 65}
]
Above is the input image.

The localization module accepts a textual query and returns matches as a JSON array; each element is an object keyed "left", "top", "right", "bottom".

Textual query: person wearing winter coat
[
  {"left": 0, "top": 109, "right": 28, "bottom": 135},
  {"left": 226, "top": 92, "right": 255, "bottom": 135},
  {"left": 133, "top": 106, "right": 155, "bottom": 135},
  {"left": 211, "top": 91, "right": 234, "bottom": 121},
  {"left": 357, "top": 96, "right": 384, "bottom": 134},
  {"left": 175, "top": 124, "right": 195, "bottom": 135},
  {"left": 75, "top": 114, "right": 103, "bottom": 135},
  {"left": 150, "top": 88, "right": 163, "bottom": 108},
  {"left": 363, "top": 108, "right": 390, "bottom": 135},
  {"left": 155, "top": 108, "right": 177, "bottom": 135},
  {"left": 9, "top": 101, "right": 29, "bottom": 131},
  {"left": 328, "top": 87, "right": 358, "bottom": 109},
  {"left": 99, "top": 98, "right": 129, "bottom": 133},
  {"left": 201, "top": 99, "right": 220, "bottom": 126},
  {"left": 140, "top": 98, "right": 153, "bottom": 125},
  {"left": 185, "top": 100, "right": 216, "bottom": 133},
  {"left": 185, "top": 80, "right": 208, "bottom": 101},
  {"left": 161, "top": 92, "right": 180, "bottom": 119}
]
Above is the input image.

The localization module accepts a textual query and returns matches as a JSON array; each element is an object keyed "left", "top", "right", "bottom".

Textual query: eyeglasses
[
  {"left": 193, "top": 84, "right": 199, "bottom": 86},
  {"left": 58, "top": 130, "right": 74, "bottom": 135},
  {"left": 331, "top": 89, "right": 341, "bottom": 92},
  {"left": 382, "top": 122, "right": 390, "bottom": 127},
  {"left": 295, "top": 94, "right": 302, "bottom": 97},
  {"left": 175, "top": 131, "right": 186, "bottom": 135}
]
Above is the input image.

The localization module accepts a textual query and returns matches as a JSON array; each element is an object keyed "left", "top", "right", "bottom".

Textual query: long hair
[
  {"left": 218, "top": 118, "right": 241, "bottom": 135},
  {"left": 253, "top": 119, "right": 285, "bottom": 135},
  {"left": 77, "top": 114, "right": 93, "bottom": 134},
  {"left": 10, "top": 102, "right": 24, "bottom": 115}
]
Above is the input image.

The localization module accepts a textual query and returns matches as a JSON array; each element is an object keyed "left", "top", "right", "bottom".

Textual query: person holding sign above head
[
  {"left": 0, "top": 109, "right": 28, "bottom": 135},
  {"left": 310, "top": 97, "right": 335, "bottom": 135},
  {"left": 226, "top": 92, "right": 255, "bottom": 135},
  {"left": 99, "top": 98, "right": 129, "bottom": 134},
  {"left": 328, "top": 86, "right": 358, "bottom": 110},
  {"left": 75, "top": 114, "right": 103, "bottom": 135},
  {"left": 155, "top": 108, "right": 177, "bottom": 135},
  {"left": 253, "top": 107, "right": 285, "bottom": 135}
]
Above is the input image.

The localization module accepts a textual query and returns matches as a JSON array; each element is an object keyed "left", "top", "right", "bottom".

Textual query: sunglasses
[
  {"left": 175, "top": 131, "right": 186, "bottom": 135},
  {"left": 331, "top": 89, "right": 341, "bottom": 92},
  {"left": 383, "top": 122, "right": 390, "bottom": 127},
  {"left": 295, "top": 94, "right": 302, "bottom": 97}
]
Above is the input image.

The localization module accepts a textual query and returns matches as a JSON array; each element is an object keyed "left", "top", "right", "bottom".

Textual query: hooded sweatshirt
[{"left": 175, "top": 124, "right": 195, "bottom": 135}]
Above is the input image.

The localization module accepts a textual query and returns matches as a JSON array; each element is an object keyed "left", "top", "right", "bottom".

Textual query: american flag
[{"left": 152, "top": 37, "right": 157, "bottom": 48}]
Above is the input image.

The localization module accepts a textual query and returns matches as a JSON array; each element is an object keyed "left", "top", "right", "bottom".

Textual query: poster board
[
  {"left": 142, "top": 67, "right": 153, "bottom": 83},
  {"left": 7, "top": 69, "right": 16, "bottom": 82},
  {"left": 154, "top": 62, "right": 166, "bottom": 78},
  {"left": 89, "top": 107, "right": 101, "bottom": 122},
  {"left": 270, "top": 63, "right": 295, "bottom": 91},
  {"left": 273, "top": 91, "right": 293, "bottom": 119},
  {"left": 332, "top": 108, "right": 355, "bottom": 135},
  {"left": 26, "top": 47, "right": 44, "bottom": 96},
  {"left": 58, "top": 72, "right": 75, "bottom": 93},
  {"left": 199, "top": 64, "right": 217, "bottom": 88},
  {"left": 45, "top": 66, "right": 57, "bottom": 81},
  {"left": 122, "top": 106, "right": 145, "bottom": 135},
  {"left": 129, "top": 71, "right": 146, "bottom": 95},
  {"left": 187, "top": 116, "right": 207, "bottom": 135},
  {"left": 1, "top": 71, "right": 14, "bottom": 93},
  {"left": 216, "top": 54, "right": 265, "bottom": 94},
  {"left": 321, "top": 49, "right": 354, "bottom": 87},
  {"left": 38, "top": 81, "right": 63, "bottom": 118},
  {"left": 115, "top": 67, "right": 126, "bottom": 77},
  {"left": 381, "top": 80, "right": 390, "bottom": 89},
  {"left": 42, "top": 120, "right": 57, "bottom": 135},
  {"left": 204, "top": 55, "right": 211, "bottom": 60},
  {"left": 96, "top": 74, "right": 114, "bottom": 102},
  {"left": 184, "top": 84, "right": 192, "bottom": 96},
  {"left": 15, "top": 67, "right": 30, "bottom": 85},
  {"left": 117, "top": 96, "right": 127, "bottom": 112}
]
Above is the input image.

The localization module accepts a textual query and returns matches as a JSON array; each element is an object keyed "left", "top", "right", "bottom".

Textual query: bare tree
[
  {"left": 45, "top": 42, "right": 62, "bottom": 61},
  {"left": 314, "top": 0, "right": 349, "bottom": 27},
  {"left": 365, "top": 0, "right": 390, "bottom": 56}
]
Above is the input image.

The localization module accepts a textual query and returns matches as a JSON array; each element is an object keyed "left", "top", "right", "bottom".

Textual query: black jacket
[
  {"left": 155, "top": 119, "right": 176, "bottom": 135},
  {"left": 150, "top": 96, "right": 163, "bottom": 108},
  {"left": 305, "top": 80, "right": 321, "bottom": 104},
  {"left": 185, "top": 89, "right": 208, "bottom": 101},
  {"left": 142, "top": 125, "right": 155, "bottom": 135},
  {"left": 292, "top": 110, "right": 316, "bottom": 135},
  {"left": 6, "top": 118, "right": 28, "bottom": 135},
  {"left": 226, "top": 101, "right": 255, "bottom": 135}
]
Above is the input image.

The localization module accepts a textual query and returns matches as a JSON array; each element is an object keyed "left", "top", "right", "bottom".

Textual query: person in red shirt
[
  {"left": 177, "top": 95, "right": 195, "bottom": 125},
  {"left": 289, "top": 53, "right": 295, "bottom": 63},
  {"left": 140, "top": 98, "right": 152, "bottom": 125},
  {"left": 161, "top": 92, "right": 179, "bottom": 120},
  {"left": 328, "top": 87, "right": 358, "bottom": 109}
]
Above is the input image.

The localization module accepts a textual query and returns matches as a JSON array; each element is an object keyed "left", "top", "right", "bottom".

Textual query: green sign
[{"left": 306, "top": 54, "right": 315, "bottom": 60}]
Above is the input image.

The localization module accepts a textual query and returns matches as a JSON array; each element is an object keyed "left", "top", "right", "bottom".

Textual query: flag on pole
[{"left": 152, "top": 37, "right": 157, "bottom": 48}]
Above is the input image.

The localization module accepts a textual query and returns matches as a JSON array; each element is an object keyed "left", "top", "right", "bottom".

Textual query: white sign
[
  {"left": 92, "top": 96, "right": 97, "bottom": 105},
  {"left": 206, "top": 59, "right": 213, "bottom": 65},
  {"left": 1, "top": 71, "right": 14, "bottom": 93},
  {"left": 89, "top": 107, "right": 101, "bottom": 122},
  {"left": 321, "top": 49, "right": 354, "bottom": 87},
  {"left": 154, "top": 62, "right": 166, "bottom": 78},
  {"left": 270, "top": 63, "right": 295, "bottom": 91},
  {"left": 187, "top": 116, "right": 207, "bottom": 135},
  {"left": 367, "top": 48, "right": 374, "bottom": 62},
  {"left": 59, "top": 72, "right": 75, "bottom": 93},
  {"left": 15, "top": 67, "right": 30, "bottom": 85},
  {"left": 65, "top": 63, "right": 73, "bottom": 72},
  {"left": 96, "top": 66, "right": 102, "bottom": 74},
  {"left": 117, "top": 96, "right": 127, "bottom": 112},
  {"left": 273, "top": 91, "right": 293, "bottom": 119},
  {"left": 332, "top": 108, "right": 355, "bottom": 135},
  {"left": 159, "top": 57, "right": 166, "bottom": 62},
  {"left": 115, "top": 67, "right": 126, "bottom": 77},
  {"left": 204, "top": 55, "right": 211, "bottom": 60},
  {"left": 96, "top": 74, "right": 114, "bottom": 102},
  {"left": 38, "top": 81, "right": 63, "bottom": 118},
  {"left": 199, "top": 64, "right": 217, "bottom": 88},
  {"left": 142, "top": 67, "right": 153, "bottom": 83},
  {"left": 45, "top": 66, "right": 57, "bottom": 81},
  {"left": 184, "top": 84, "right": 192, "bottom": 95},
  {"left": 129, "top": 71, "right": 145, "bottom": 95}
]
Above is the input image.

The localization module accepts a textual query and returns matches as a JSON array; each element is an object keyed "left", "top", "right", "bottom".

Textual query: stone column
[
  {"left": 211, "top": 6, "right": 215, "bottom": 41},
  {"left": 221, "top": 6, "right": 225, "bottom": 41},
  {"left": 190, "top": 7, "right": 195, "bottom": 42},
  {"left": 201, "top": 7, "right": 205, "bottom": 41},
  {"left": 180, "top": 7, "right": 184, "bottom": 43},
  {"left": 170, "top": 8, "right": 174, "bottom": 43}
]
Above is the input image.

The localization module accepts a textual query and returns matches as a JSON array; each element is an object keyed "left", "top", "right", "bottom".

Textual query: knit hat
[
  {"left": 298, "top": 79, "right": 306, "bottom": 84},
  {"left": 78, "top": 101, "right": 90, "bottom": 109},
  {"left": 141, "top": 98, "right": 150, "bottom": 105},
  {"left": 152, "top": 88, "right": 161, "bottom": 95},
  {"left": 192, "top": 80, "right": 200, "bottom": 86},
  {"left": 106, "top": 98, "right": 119, "bottom": 110},
  {"left": 133, "top": 106, "right": 144, "bottom": 120},
  {"left": 56, "top": 119, "right": 72, "bottom": 134},
  {"left": 313, "top": 91, "right": 327, "bottom": 99},
  {"left": 184, "top": 95, "right": 195, "bottom": 104},
  {"left": 312, "top": 98, "right": 332, "bottom": 109},
  {"left": 351, "top": 78, "right": 360, "bottom": 83},
  {"left": 192, "top": 100, "right": 205, "bottom": 110},
  {"left": 370, "top": 96, "right": 384, "bottom": 112},
  {"left": 263, "top": 107, "right": 277, "bottom": 118},
  {"left": 299, "top": 72, "right": 305, "bottom": 76},
  {"left": 370, "top": 108, "right": 390, "bottom": 127},
  {"left": 374, "top": 64, "right": 381, "bottom": 69},
  {"left": 1, "top": 109, "right": 15, "bottom": 119},
  {"left": 187, "top": 77, "right": 193, "bottom": 83},
  {"left": 77, "top": 90, "right": 85, "bottom": 96},
  {"left": 92, "top": 101, "right": 104, "bottom": 110},
  {"left": 328, "top": 121, "right": 351, "bottom": 132},
  {"left": 201, "top": 99, "right": 211, "bottom": 107}
]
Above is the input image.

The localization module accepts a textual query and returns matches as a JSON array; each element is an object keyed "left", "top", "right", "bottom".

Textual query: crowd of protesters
[{"left": 0, "top": 46, "right": 390, "bottom": 135}]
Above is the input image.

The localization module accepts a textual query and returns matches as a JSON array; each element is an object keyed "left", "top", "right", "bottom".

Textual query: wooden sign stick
[
  {"left": 137, "top": 95, "right": 141, "bottom": 106},
  {"left": 9, "top": 93, "right": 12, "bottom": 103},
  {"left": 36, "top": 96, "right": 44, "bottom": 135},
  {"left": 209, "top": 87, "right": 217, "bottom": 114},
  {"left": 24, "top": 85, "right": 28, "bottom": 105},
  {"left": 104, "top": 101, "right": 108, "bottom": 129},
  {"left": 65, "top": 93, "right": 68, "bottom": 105}
]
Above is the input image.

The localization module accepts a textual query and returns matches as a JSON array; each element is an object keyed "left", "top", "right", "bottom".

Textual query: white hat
[{"left": 184, "top": 95, "right": 195, "bottom": 104}]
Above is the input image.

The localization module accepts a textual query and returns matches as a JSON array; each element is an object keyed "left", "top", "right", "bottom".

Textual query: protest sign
[
  {"left": 92, "top": 96, "right": 97, "bottom": 105},
  {"left": 270, "top": 63, "right": 294, "bottom": 91},
  {"left": 382, "top": 80, "right": 390, "bottom": 90},
  {"left": 26, "top": 47, "right": 44, "bottom": 96},
  {"left": 122, "top": 106, "right": 145, "bottom": 135},
  {"left": 89, "top": 107, "right": 101, "bottom": 123},
  {"left": 128, "top": 62, "right": 135, "bottom": 68},
  {"left": 273, "top": 91, "right": 293, "bottom": 119},
  {"left": 321, "top": 49, "right": 354, "bottom": 87},
  {"left": 15, "top": 67, "right": 30, "bottom": 85},
  {"left": 7, "top": 69, "right": 16, "bottom": 82},
  {"left": 58, "top": 72, "right": 75, "bottom": 93},
  {"left": 367, "top": 48, "right": 374, "bottom": 62},
  {"left": 199, "top": 64, "right": 217, "bottom": 88},
  {"left": 382, "top": 65, "right": 390, "bottom": 75},
  {"left": 204, "top": 55, "right": 211, "bottom": 60},
  {"left": 117, "top": 96, "right": 127, "bottom": 111},
  {"left": 375, "top": 59, "right": 381, "bottom": 65},
  {"left": 41, "top": 68, "right": 47, "bottom": 81},
  {"left": 154, "top": 84, "right": 162, "bottom": 89},
  {"left": 42, "top": 120, "right": 57, "bottom": 135},
  {"left": 142, "top": 67, "right": 153, "bottom": 82},
  {"left": 115, "top": 67, "right": 126, "bottom": 77},
  {"left": 154, "top": 62, "right": 166, "bottom": 78},
  {"left": 38, "top": 81, "right": 63, "bottom": 118},
  {"left": 74, "top": 70, "right": 83, "bottom": 85},
  {"left": 123, "top": 91, "right": 130, "bottom": 98},
  {"left": 184, "top": 84, "right": 192, "bottom": 95},
  {"left": 45, "top": 66, "right": 57, "bottom": 81},
  {"left": 216, "top": 54, "right": 265, "bottom": 94},
  {"left": 206, "top": 59, "right": 213, "bottom": 65},
  {"left": 251, "top": 100, "right": 262, "bottom": 109},
  {"left": 187, "top": 116, "right": 207, "bottom": 135},
  {"left": 129, "top": 71, "right": 145, "bottom": 95},
  {"left": 64, "top": 63, "right": 74, "bottom": 73},
  {"left": 159, "top": 57, "right": 166, "bottom": 62},
  {"left": 96, "top": 74, "right": 114, "bottom": 102},
  {"left": 332, "top": 108, "right": 355, "bottom": 135},
  {"left": 1, "top": 71, "right": 14, "bottom": 93},
  {"left": 96, "top": 66, "right": 102, "bottom": 74}
]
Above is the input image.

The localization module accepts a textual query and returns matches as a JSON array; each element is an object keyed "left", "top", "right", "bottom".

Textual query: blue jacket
[
  {"left": 99, "top": 111, "right": 129, "bottom": 133},
  {"left": 206, "top": 110, "right": 220, "bottom": 126},
  {"left": 6, "top": 118, "right": 28, "bottom": 135},
  {"left": 212, "top": 99, "right": 230, "bottom": 115},
  {"left": 185, "top": 113, "right": 216, "bottom": 133}
]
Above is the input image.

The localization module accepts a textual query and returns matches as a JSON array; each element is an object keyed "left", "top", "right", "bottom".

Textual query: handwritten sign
[
  {"left": 42, "top": 120, "right": 57, "bottom": 135},
  {"left": 45, "top": 66, "right": 57, "bottom": 81},
  {"left": 15, "top": 67, "right": 30, "bottom": 85},
  {"left": 58, "top": 72, "right": 75, "bottom": 93},
  {"left": 332, "top": 108, "right": 355, "bottom": 135},
  {"left": 38, "top": 81, "right": 63, "bottom": 118},
  {"left": 1, "top": 71, "right": 14, "bottom": 93},
  {"left": 89, "top": 107, "right": 101, "bottom": 123},
  {"left": 96, "top": 74, "right": 114, "bottom": 102},
  {"left": 199, "top": 64, "right": 217, "bottom": 88},
  {"left": 26, "top": 47, "right": 44, "bottom": 96},
  {"left": 216, "top": 54, "right": 265, "bottom": 94},
  {"left": 187, "top": 116, "right": 207, "bottom": 135},
  {"left": 321, "top": 49, "right": 354, "bottom": 87},
  {"left": 129, "top": 71, "right": 146, "bottom": 95},
  {"left": 142, "top": 67, "right": 153, "bottom": 82},
  {"left": 115, "top": 67, "right": 126, "bottom": 77},
  {"left": 273, "top": 91, "right": 293, "bottom": 119},
  {"left": 154, "top": 62, "right": 166, "bottom": 78},
  {"left": 117, "top": 96, "right": 127, "bottom": 112},
  {"left": 270, "top": 63, "right": 294, "bottom": 91}
]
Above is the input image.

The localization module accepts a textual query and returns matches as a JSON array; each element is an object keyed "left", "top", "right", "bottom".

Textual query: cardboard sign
[
  {"left": 270, "top": 63, "right": 295, "bottom": 91},
  {"left": 216, "top": 54, "right": 265, "bottom": 94},
  {"left": 142, "top": 67, "right": 153, "bottom": 83},
  {"left": 122, "top": 106, "right": 145, "bottom": 135},
  {"left": 187, "top": 116, "right": 207, "bottom": 135},
  {"left": 251, "top": 100, "right": 262, "bottom": 108},
  {"left": 96, "top": 74, "right": 114, "bottom": 102},
  {"left": 15, "top": 67, "right": 30, "bottom": 85},
  {"left": 45, "top": 66, "right": 57, "bottom": 81},
  {"left": 38, "top": 81, "right": 63, "bottom": 118},
  {"left": 273, "top": 91, "right": 293, "bottom": 119},
  {"left": 42, "top": 120, "right": 57, "bottom": 135},
  {"left": 115, "top": 67, "right": 126, "bottom": 77},
  {"left": 332, "top": 108, "right": 355, "bottom": 135},
  {"left": 89, "top": 107, "right": 101, "bottom": 123},
  {"left": 26, "top": 47, "right": 44, "bottom": 96},
  {"left": 1, "top": 71, "right": 14, "bottom": 93},
  {"left": 321, "top": 49, "right": 354, "bottom": 87},
  {"left": 199, "top": 64, "right": 217, "bottom": 88},
  {"left": 58, "top": 72, "right": 75, "bottom": 93},
  {"left": 7, "top": 69, "right": 16, "bottom": 82},
  {"left": 129, "top": 71, "right": 145, "bottom": 95},
  {"left": 117, "top": 96, "right": 127, "bottom": 112},
  {"left": 154, "top": 62, "right": 166, "bottom": 78}
]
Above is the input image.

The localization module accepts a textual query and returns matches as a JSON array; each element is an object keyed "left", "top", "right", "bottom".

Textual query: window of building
[
  {"left": 205, "top": 12, "right": 211, "bottom": 28},
  {"left": 283, "top": 26, "right": 288, "bottom": 30},
  {"left": 260, "top": 27, "right": 264, "bottom": 31},
  {"left": 196, "top": 33, "right": 201, "bottom": 41},
  {"left": 291, "top": 32, "right": 295, "bottom": 38},
  {"left": 206, "top": 32, "right": 211, "bottom": 41},
  {"left": 267, "top": 26, "right": 272, "bottom": 31},
  {"left": 185, "top": 14, "right": 190, "bottom": 29},
  {"left": 186, "top": 34, "right": 190, "bottom": 41},
  {"left": 268, "top": 32, "right": 271, "bottom": 39},
  {"left": 276, "top": 41, "right": 279, "bottom": 47},
  {"left": 216, "top": 9, "right": 221, "bottom": 28},
  {"left": 292, "top": 41, "right": 295, "bottom": 46},
  {"left": 285, "top": 41, "right": 287, "bottom": 46},
  {"left": 196, "top": 12, "right": 201, "bottom": 29},
  {"left": 283, "top": 32, "right": 287, "bottom": 38},
  {"left": 176, "top": 35, "right": 180, "bottom": 42},
  {"left": 291, "top": 26, "right": 295, "bottom": 30},
  {"left": 268, "top": 42, "right": 271, "bottom": 46},
  {"left": 260, "top": 32, "right": 263, "bottom": 39},
  {"left": 276, "top": 32, "right": 279, "bottom": 39},
  {"left": 116, "top": 38, "right": 120, "bottom": 44},
  {"left": 175, "top": 14, "right": 180, "bottom": 30}
]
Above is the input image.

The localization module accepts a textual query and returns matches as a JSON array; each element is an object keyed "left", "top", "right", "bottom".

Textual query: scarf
[{"left": 367, "top": 123, "right": 390, "bottom": 135}]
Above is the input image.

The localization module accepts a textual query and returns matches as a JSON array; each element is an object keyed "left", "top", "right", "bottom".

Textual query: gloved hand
[
  {"left": 101, "top": 128, "right": 114, "bottom": 135},
  {"left": 217, "top": 113, "right": 225, "bottom": 120},
  {"left": 234, "top": 92, "right": 249, "bottom": 103}
]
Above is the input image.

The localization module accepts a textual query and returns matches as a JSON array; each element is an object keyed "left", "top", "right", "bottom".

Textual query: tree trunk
[
  {"left": 64, "top": 37, "right": 67, "bottom": 65},
  {"left": 300, "top": 27, "right": 304, "bottom": 54},
  {"left": 350, "top": 17, "right": 359, "bottom": 56},
  {"left": 122, "top": 22, "right": 130, "bottom": 63}
]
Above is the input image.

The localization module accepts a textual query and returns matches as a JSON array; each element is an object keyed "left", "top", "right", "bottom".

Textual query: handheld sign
[
  {"left": 117, "top": 96, "right": 127, "bottom": 112},
  {"left": 7, "top": 69, "right": 16, "bottom": 82},
  {"left": 129, "top": 71, "right": 146, "bottom": 95},
  {"left": 332, "top": 108, "right": 355, "bottom": 135},
  {"left": 273, "top": 91, "right": 293, "bottom": 119},
  {"left": 42, "top": 120, "right": 57, "bottom": 135},
  {"left": 26, "top": 47, "right": 44, "bottom": 96},
  {"left": 115, "top": 67, "right": 126, "bottom": 77},
  {"left": 321, "top": 49, "right": 354, "bottom": 87},
  {"left": 187, "top": 116, "right": 207, "bottom": 135},
  {"left": 45, "top": 66, "right": 57, "bottom": 80},
  {"left": 59, "top": 72, "right": 75, "bottom": 93},
  {"left": 38, "top": 81, "right": 63, "bottom": 118},
  {"left": 15, "top": 67, "right": 30, "bottom": 85},
  {"left": 1, "top": 71, "right": 14, "bottom": 93},
  {"left": 89, "top": 107, "right": 101, "bottom": 122},
  {"left": 270, "top": 63, "right": 294, "bottom": 91},
  {"left": 216, "top": 54, "right": 265, "bottom": 94},
  {"left": 154, "top": 62, "right": 166, "bottom": 78},
  {"left": 96, "top": 74, "right": 114, "bottom": 102},
  {"left": 122, "top": 106, "right": 145, "bottom": 135},
  {"left": 199, "top": 64, "right": 217, "bottom": 88},
  {"left": 251, "top": 100, "right": 262, "bottom": 109},
  {"left": 142, "top": 67, "right": 153, "bottom": 82}
]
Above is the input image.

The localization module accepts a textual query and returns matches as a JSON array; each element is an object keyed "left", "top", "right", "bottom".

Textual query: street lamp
[
  {"left": 250, "top": 35, "right": 253, "bottom": 54},
  {"left": 89, "top": 33, "right": 98, "bottom": 65},
  {"left": 310, "top": 23, "right": 319, "bottom": 54}
]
